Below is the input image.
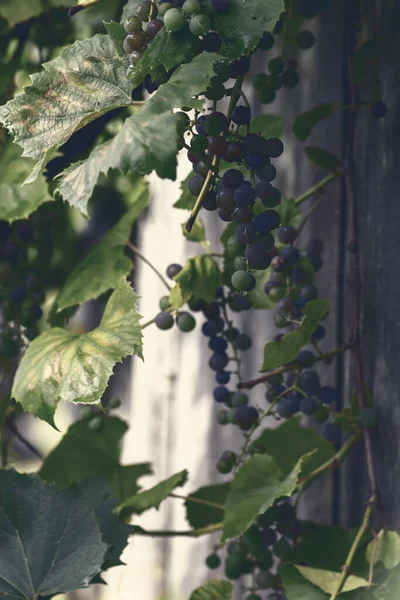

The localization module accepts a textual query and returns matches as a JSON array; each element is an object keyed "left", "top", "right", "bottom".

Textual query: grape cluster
[
  {"left": 0, "top": 218, "right": 46, "bottom": 361},
  {"left": 123, "top": 0, "right": 230, "bottom": 92},
  {"left": 206, "top": 501, "right": 297, "bottom": 597}
]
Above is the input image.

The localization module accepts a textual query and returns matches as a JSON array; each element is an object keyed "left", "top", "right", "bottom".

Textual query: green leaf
[
  {"left": 54, "top": 177, "right": 149, "bottom": 311},
  {"left": 248, "top": 268, "right": 275, "bottom": 309},
  {"left": 0, "top": 469, "right": 108, "bottom": 599},
  {"left": 373, "top": 565, "right": 400, "bottom": 600},
  {"left": 293, "top": 565, "right": 370, "bottom": 594},
  {"left": 222, "top": 453, "right": 309, "bottom": 542},
  {"left": 40, "top": 415, "right": 152, "bottom": 501},
  {"left": 174, "top": 172, "right": 196, "bottom": 210},
  {"left": 352, "top": 39, "right": 383, "bottom": 84},
  {"left": 0, "top": 142, "right": 52, "bottom": 222},
  {"left": 185, "top": 482, "right": 230, "bottom": 528},
  {"left": 117, "top": 470, "right": 188, "bottom": 517},
  {"left": 12, "top": 278, "right": 143, "bottom": 426},
  {"left": 293, "top": 521, "right": 371, "bottom": 575},
  {"left": 181, "top": 219, "right": 210, "bottom": 249},
  {"left": 261, "top": 299, "right": 330, "bottom": 372},
  {"left": 76, "top": 478, "right": 133, "bottom": 571},
  {"left": 211, "top": 0, "right": 285, "bottom": 58},
  {"left": 252, "top": 418, "right": 335, "bottom": 478},
  {"left": 276, "top": 197, "right": 301, "bottom": 228},
  {"left": 366, "top": 530, "right": 400, "bottom": 571},
  {"left": 305, "top": 146, "right": 342, "bottom": 173},
  {"left": 250, "top": 114, "right": 284, "bottom": 138},
  {"left": 56, "top": 52, "right": 226, "bottom": 211},
  {"left": 189, "top": 579, "right": 234, "bottom": 600},
  {"left": 0, "top": 0, "right": 72, "bottom": 27},
  {"left": 129, "top": 28, "right": 200, "bottom": 86},
  {"left": 293, "top": 104, "right": 335, "bottom": 141},
  {"left": 281, "top": 564, "right": 329, "bottom": 600},
  {"left": 169, "top": 253, "right": 221, "bottom": 308},
  {"left": 0, "top": 34, "right": 131, "bottom": 184}
]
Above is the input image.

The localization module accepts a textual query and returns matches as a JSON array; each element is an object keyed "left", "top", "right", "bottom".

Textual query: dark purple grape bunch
[
  {"left": 0, "top": 219, "right": 46, "bottom": 360},
  {"left": 205, "top": 501, "right": 297, "bottom": 596}
]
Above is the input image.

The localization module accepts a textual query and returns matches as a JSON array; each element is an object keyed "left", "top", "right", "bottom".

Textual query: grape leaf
[
  {"left": 12, "top": 278, "right": 143, "bottom": 427},
  {"left": 250, "top": 114, "right": 284, "bottom": 138},
  {"left": 56, "top": 52, "right": 226, "bottom": 211},
  {"left": 305, "top": 146, "right": 342, "bottom": 172},
  {"left": 0, "top": 0, "right": 73, "bottom": 27},
  {"left": 252, "top": 418, "right": 335, "bottom": 478},
  {"left": 184, "top": 482, "right": 230, "bottom": 528},
  {"left": 0, "top": 142, "right": 52, "bottom": 222},
  {"left": 293, "top": 104, "right": 335, "bottom": 141},
  {"left": 54, "top": 176, "right": 149, "bottom": 311},
  {"left": 221, "top": 453, "right": 311, "bottom": 542},
  {"left": 76, "top": 478, "right": 133, "bottom": 571},
  {"left": 40, "top": 415, "right": 152, "bottom": 502},
  {"left": 0, "top": 469, "right": 108, "bottom": 599},
  {"left": 117, "top": 470, "right": 188, "bottom": 517},
  {"left": 173, "top": 172, "right": 196, "bottom": 209},
  {"left": 189, "top": 579, "right": 234, "bottom": 600},
  {"left": 210, "top": 0, "right": 285, "bottom": 58},
  {"left": 0, "top": 34, "right": 131, "bottom": 185},
  {"left": 281, "top": 564, "right": 329, "bottom": 600},
  {"left": 169, "top": 254, "right": 221, "bottom": 308},
  {"left": 261, "top": 299, "right": 330, "bottom": 372},
  {"left": 293, "top": 565, "right": 369, "bottom": 594},
  {"left": 366, "top": 530, "right": 400, "bottom": 571}
]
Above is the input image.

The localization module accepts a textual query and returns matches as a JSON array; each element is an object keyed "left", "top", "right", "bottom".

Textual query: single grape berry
[
  {"left": 189, "top": 14, "right": 210, "bottom": 36},
  {"left": 166, "top": 263, "right": 182, "bottom": 279},
  {"left": 268, "top": 57, "right": 284, "bottom": 74},
  {"left": 273, "top": 538, "right": 292, "bottom": 560},
  {"left": 124, "top": 15, "right": 142, "bottom": 32},
  {"left": 312, "top": 324, "right": 325, "bottom": 342},
  {"left": 189, "top": 174, "right": 206, "bottom": 196},
  {"left": 299, "top": 370, "right": 321, "bottom": 395},
  {"left": 280, "top": 245, "right": 299, "bottom": 265},
  {"left": 213, "top": 386, "right": 231, "bottom": 404},
  {"left": 231, "top": 270, "right": 253, "bottom": 292},
  {"left": 296, "top": 30, "right": 316, "bottom": 49},
  {"left": 163, "top": 7, "right": 186, "bottom": 32},
  {"left": 217, "top": 409, "right": 229, "bottom": 425},
  {"left": 147, "top": 18, "right": 164, "bottom": 37},
  {"left": 226, "top": 235, "right": 244, "bottom": 258},
  {"left": 155, "top": 311, "right": 174, "bottom": 330},
  {"left": 323, "top": 422, "right": 341, "bottom": 444},
  {"left": 222, "top": 168, "right": 245, "bottom": 189},
  {"left": 236, "top": 223, "right": 257, "bottom": 245},
  {"left": 176, "top": 312, "right": 196, "bottom": 332},
  {"left": 235, "top": 333, "right": 252, "bottom": 351},
  {"left": 318, "top": 385, "right": 338, "bottom": 405},
  {"left": 182, "top": 0, "right": 201, "bottom": 15},
  {"left": 253, "top": 210, "right": 280, "bottom": 235},
  {"left": 258, "top": 31, "right": 274, "bottom": 50},
  {"left": 235, "top": 405, "right": 259, "bottom": 430},
  {"left": 201, "top": 31, "right": 222, "bottom": 52},
  {"left": 300, "top": 397, "right": 318, "bottom": 415},
  {"left": 216, "top": 370, "right": 230, "bottom": 384},
  {"left": 231, "top": 391, "right": 249, "bottom": 407},
  {"left": 137, "top": 0, "right": 153, "bottom": 20},
  {"left": 278, "top": 226, "right": 297, "bottom": 244},
  {"left": 245, "top": 243, "right": 271, "bottom": 270},
  {"left": 371, "top": 101, "right": 388, "bottom": 118},
  {"left": 205, "top": 111, "right": 229, "bottom": 136},
  {"left": 124, "top": 31, "right": 147, "bottom": 51},
  {"left": 264, "top": 137, "right": 284, "bottom": 158},
  {"left": 159, "top": 2, "right": 173, "bottom": 16},
  {"left": 231, "top": 105, "right": 252, "bottom": 125},
  {"left": 206, "top": 553, "right": 221, "bottom": 569},
  {"left": 209, "top": 352, "right": 229, "bottom": 371}
]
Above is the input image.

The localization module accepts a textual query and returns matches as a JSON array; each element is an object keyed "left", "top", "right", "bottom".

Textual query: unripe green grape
[
  {"left": 296, "top": 30, "right": 316, "bottom": 50},
  {"left": 205, "top": 81, "right": 226, "bottom": 101},
  {"left": 163, "top": 8, "right": 186, "bottom": 32},
  {"left": 155, "top": 311, "right": 174, "bottom": 330},
  {"left": 231, "top": 270, "right": 252, "bottom": 292},
  {"left": 206, "top": 553, "right": 221, "bottom": 569},
  {"left": 109, "top": 398, "right": 122, "bottom": 409},
  {"left": 189, "top": 14, "right": 210, "bottom": 37},
  {"left": 217, "top": 409, "right": 229, "bottom": 425},
  {"left": 224, "top": 554, "right": 243, "bottom": 579},
  {"left": 159, "top": 296, "right": 170, "bottom": 310},
  {"left": 176, "top": 312, "right": 196, "bottom": 332},
  {"left": 159, "top": 2, "right": 172, "bottom": 16},
  {"left": 191, "top": 134, "right": 209, "bottom": 154},
  {"left": 231, "top": 391, "right": 249, "bottom": 407},
  {"left": 227, "top": 540, "right": 248, "bottom": 558},
  {"left": 182, "top": 0, "right": 202, "bottom": 15},
  {"left": 234, "top": 256, "right": 247, "bottom": 271},
  {"left": 227, "top": 235, "right": 244, "bottom": 258},
  {"left": 268, "top": 286, "right": 285, "bottom": 302},
  {"left": 124, "top": 15, "right": 143, "bottom": 33},
  {"left": 88, "top": 416, "right": 104, "bottom": 432}
]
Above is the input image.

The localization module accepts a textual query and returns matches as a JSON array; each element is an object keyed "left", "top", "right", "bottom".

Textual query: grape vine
[{"left": 0, "top": 0, "right": 395, "bottom": 599}]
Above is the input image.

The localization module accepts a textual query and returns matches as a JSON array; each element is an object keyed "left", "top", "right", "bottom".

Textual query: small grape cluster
[
  {"left": 206, "top": 501, "right": 297, "bottom": 598},
  {"left": 0, "top": 218, "right": 46, "bottom": 361},
  {"left": 123, "top": 0, "right": 229, "bottom": 92}
]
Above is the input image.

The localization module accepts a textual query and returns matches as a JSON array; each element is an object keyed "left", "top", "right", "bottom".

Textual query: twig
[
  {"left": 297, "top": 433, "right": 361, "bottom": 491},
  {"left": 141, "top": 317, "right": 156, "bottom": 330},
  {"left": 68, "top": 0, "right": 102, "bottom": 16},
  {"left": 220, "top": 289, "right": 242, "bottom": 381},
  {"left": 329, "top": 495, "right": 376, "bottom": 600},
  {"left": 169, "top": 492, "right": 224, "bottom": 511},
  {"left": 295, "top": 173, "right": 338, "bottom": 205},
  {"left": 134, "top": 522, "right": 223, "bottom": 538},
  {"left": 238, "top": 345, "right": 351, "bottom": 390},
  {"left": 127, "top": 242, "right": 171, "bottom": 292},
  {"left": 7, "top": 421, "right": 43, "bottom": 460}
]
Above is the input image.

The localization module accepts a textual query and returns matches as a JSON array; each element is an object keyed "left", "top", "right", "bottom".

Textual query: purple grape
[
  {"left": 216, "top": 370, "right": 230, "bottom": 384},
  {"left": 312, "top": 324, "right": 325, "bottom": 342},
  {"left": 232, "top": 206, "right": 253, "bottom": 223},
  {"left": 278, "top": 226, "right": 297, "bottom": 244},
  {"left": 256, "top": 163, "right": 277, "bottom": 182},
  {"left": 236, "top": 223, "right": 257, "bottom": 245},
  {"left": 281, "top": 246, "right": 299, "bottom": 265},
  {"left": 222, "top": 169, "right": 245, "bottom": 189},
  {"left": 166, "top": 263, "right": 182, "bottom": 279},
  {"left": 189, "top": 175, "right": 206, "bottom": 196},
  {"left": 235, "top": 405, "right": 259, "bottom": 430},
  {"left": 245, "top": 243, "right": 271, "bottom": 270},
  {"left": 213, "top": 386, "right": 231, "bottom": 403},
  {"left": 245, "top": 152, "right": 265, "bottom": 171},
  {"left": 299, "top": 370, "right": 321, "bottom": 395},
  {"left": 224, "top": 141, "right": 245, "bottom": 163},
  {"left": 231, "top": 105, "right": 252, "bottom": 125},
  {"left": 318, "top": 386, "right": 338, "bottom": 405},
  {"left": 264, "top": 137, "right": 284, "bottom": 158},
  {"left": 209, "top": 336, "right": 228, "bottom": 353},
  {"left": 254, "top": 210, "right": 280, "bottom": 234},
  {"left": 306, "top": 238, "right": 324, "bottom": 256},
  {"left": 209, "top": 352, "right": 229, "bottom": 371},
  {"left": 234, "top": 185, "right": 256, "bottom": 207},
  {"left": 323, "top": 422, "right": 341, "bottom": 444},
  {"left": 300, "top": 397, "right": 319, "bottom": 415}
]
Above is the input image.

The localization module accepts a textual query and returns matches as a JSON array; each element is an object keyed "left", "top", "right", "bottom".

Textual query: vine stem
[
  {"left": 185, "top": 72, "right": 247, "bottom": 232},
  {"left": 68, "top": 0, "right": 102, "bottom": 15},
  {"left": 295, "top": 172, "right": 338, "bottom": 205},
  {"left": 169, "top": 492, "right": 224, "bottom": 511},
  {"left": 238, "top": 344, "right": 351, "bottom": 390},
  {"left": 280, "top": 0, "right": 293, "bottom": 58},
  {"left": 329, "top": 495, "right": 376, "bottom": 600},
  {"left": 127, "top": 241, "right": 171, "bottom": 292},
  {"left": 296, "top": 433, "right": 361, "bottom": 491},
  {"left": 220, "top": 290, "right": 242, "bottom": 381},
  {"left": 134, "top": 522, "right": 223, "bottom": 538}
]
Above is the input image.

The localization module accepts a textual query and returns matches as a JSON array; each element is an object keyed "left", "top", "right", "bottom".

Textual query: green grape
[
  {"left": 205, "top": 81, "right": 226, "bottom": 101},
  {"left": 256, "top": 570, "right": 274, "bottom": 588},
  {"left": 176, "top": 111, "right": 191, "bottom": 135},
  {"left": 182, "top": 0, "right": 202, "bottom": 15},
  {"left": 163, "top": 8, "right": 186, "bottom": 32},
  {"left": 268, "top": 57, "right": 284, "bottom": 75},
  {"left": 159, "top": 2, "right": 172, "bottom": 16},
  {"left": 217, "top": 409, "right": 229, "bottom": 425},
  {"left": 109, "top": 398, "right": 122, "bottom": 409},
  {"left": 191, "top": 134, "right": 209, "bottom": 154},
  {"left": 231, "top": 391, "right": 249, "bottom": 407},
  {"left": 234, "top": 256, "right": 247, "bottom": 271},
  {"left": 159, "top": 295, "right": 170, "bottom": 310},
  {"left": 226, "top": 235, "right": 244, "bottom": 258},
  {"left": 231, "top": 270, "right": 253, "bottom": 292},
  {"left": 176, "top": 312, "right": 196, "bottom": 332},
  {"left": 206, "top": 553, "right": 221, "bottom": 569},
  {"left": 88, "top": 416, "right": 104, "bottom": 432},
  {"left": 189, "top": 14, "right": 210, "bottom": 36},
  {"left": 124, "top": 16, "right": 143, "bottom": 33},
  {"left": 137, "top": 0, "right": 154, "bottom": 21},
  {"left": 224, "top": 554, "right": 243, "bottom": 579},
  {"left": 227, "top": 540, "right": 248, "bottom": 558},
  {"left": 268, "top": 286, "right": 285, "bottom": 302}
]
